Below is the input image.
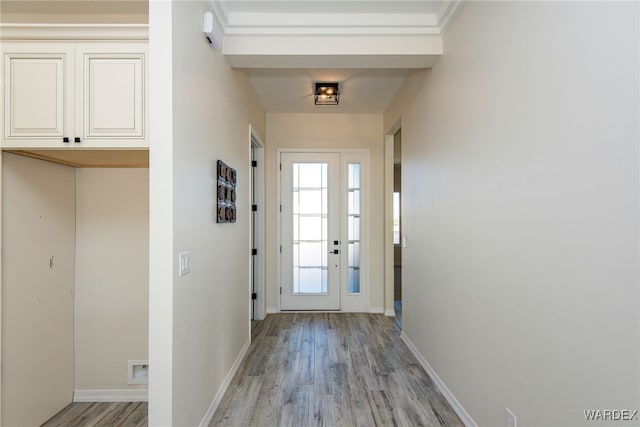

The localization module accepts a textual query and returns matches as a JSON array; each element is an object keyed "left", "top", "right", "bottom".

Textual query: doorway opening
[
  {"left": 250, "top": 129, "right": 265, "bottom": 320},
  {"left": 393, "top": 130, "right": 402, "bottom": 329}
]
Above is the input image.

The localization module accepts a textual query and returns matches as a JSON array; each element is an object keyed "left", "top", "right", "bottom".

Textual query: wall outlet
[
  {"left": 178, "top": 252, "right": 191, "bottom": 277},
  {"left": 506, "top": 408, "right": 517, "bottom": 427}
]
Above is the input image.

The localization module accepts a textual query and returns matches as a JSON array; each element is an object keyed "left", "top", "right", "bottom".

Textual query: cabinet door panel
[
  {"left": 2, "top": 45, "right": 74, "bottom": 148},
  {"left": 11, "top": 60, "right": 61, "bottom": 134},
  {"left": 77, "top": 45, "right": 146, "bottom": 146}
]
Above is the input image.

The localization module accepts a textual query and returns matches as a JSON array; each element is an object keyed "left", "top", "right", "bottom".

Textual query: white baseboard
[
  {"left": 73, "top": 389, "right": 148, "bottom": 402},
  {"left": 198, "top": 338, "right": 251, "bottom": 427},
  {"left": 400, "top": 332, "right": 477, "bottom": 427},
  {"left": 385, "top": 309, "right": 396, "bottom": 317},
  {"left": 268, "top": 307, "right": 388, "bottom": 315}
]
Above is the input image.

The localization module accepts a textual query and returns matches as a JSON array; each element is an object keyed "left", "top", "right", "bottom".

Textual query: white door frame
[
  {"left": 384, "top": 134, "right": 395, "bottom": 316},
  {"left": 0, "top": 149, "right": 3, "bottom": 421},
  {"left": 249, "top": 125, "right": 266, "bottom": 320},
  {"left": 277, "top": 148, "right": 369, "bottom": 312},
  {"left": 384, "top": 120, "right": 401, "bottom": 317}
]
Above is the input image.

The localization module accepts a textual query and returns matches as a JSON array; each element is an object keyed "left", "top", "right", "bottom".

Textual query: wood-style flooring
[
  {"left": 212, "top": 313, "right": 463, "bottom": 427},
  {"left": 41, "top": 402, "right": 147, "bottom": 427}
]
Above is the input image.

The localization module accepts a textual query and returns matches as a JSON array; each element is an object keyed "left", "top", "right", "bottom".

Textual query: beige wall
[
  {"left": 265, "top": 113, "right": 384, "bottom": 312},
  {"left": 74, "top": 168, "right": 149, "bottom": 391},
  {"left": 0, "top": 0, "right": 148, "bottom": 24},
  {"left": 149, "top": 1, "right": 266, "bottom": 424},
  {"left": 384, "top": 2, "right": 639, "bottom": 425},
  {"left": 2, "top": 153, "right": 75, "bottom": 426}
]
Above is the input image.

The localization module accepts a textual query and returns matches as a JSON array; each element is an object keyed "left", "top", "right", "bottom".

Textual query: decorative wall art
[{"left": 217, "top": 160, "right": 237, "bottom": 223}]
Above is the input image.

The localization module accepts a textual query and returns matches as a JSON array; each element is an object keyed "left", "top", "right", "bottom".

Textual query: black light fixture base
[{"left": 314, "top": 82, "right": 340, "bottom": 105}]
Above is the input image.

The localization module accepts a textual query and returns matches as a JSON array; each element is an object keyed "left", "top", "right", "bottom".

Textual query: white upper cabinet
[{"left": 1, "top": 42, "right": 148, "bottom": 149}]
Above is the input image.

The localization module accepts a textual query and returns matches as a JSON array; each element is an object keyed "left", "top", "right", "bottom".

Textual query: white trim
[
  {"left": 369, "top": 307, "right": 384, "bottom": 314},
  {"left": 400, "top": 332, "right": 477, "bottom": 427},
  {"left": 73, "top": 389, "right": 148, "bottom": 402},
  {"left": 250, "top": 125, "right": 266, "bottom": 321},
  {"left": 224, "top": 26, "right": 441, "bottom": 36},
  {"left": 208, "top": 0, "right": 461, "bottom": 36},
  {"left": 0, "top": 151, "right": 3, "bottom": 423},
  {"left": 0, "top": 23, "right": 149, "bottom": 41},
  {"left": 437, "top": 0, "right": 465, "bottom": 34},
  {"left": 198, "top": 338, "right": 251, "bottom": 427},
  {"left": 385, "top": 309, "right": 396, "bottom": 317},
  {"left": 266, "top": 307, "right": 279, "bottom": 314},
  {"left": 384, "top": 134, "right": 396, "bottom": 317}
]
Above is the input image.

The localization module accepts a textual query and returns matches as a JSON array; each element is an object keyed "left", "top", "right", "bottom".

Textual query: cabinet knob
[
  {"left": 74, "top": 137, "right": 81, "bottom": 143},
  {"left": 63, "top": 137, "right": 70, "bottom": 143}
]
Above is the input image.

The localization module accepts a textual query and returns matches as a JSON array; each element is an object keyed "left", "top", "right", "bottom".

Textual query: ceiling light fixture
[{"left": 314, "top": 82, "right": 340, "bottom": 105}]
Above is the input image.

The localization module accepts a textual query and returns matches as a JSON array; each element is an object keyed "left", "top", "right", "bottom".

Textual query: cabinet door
[
  {"left": 1, "top": 43, "right": 75, "bottom": 148},
  {"left": 75, "top": 43, "right": 147, "bottom": 148}
]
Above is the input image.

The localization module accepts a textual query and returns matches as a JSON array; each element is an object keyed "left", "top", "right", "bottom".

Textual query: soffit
[{"left": 212, "top": 1, "right": 463, "bottom": 113}]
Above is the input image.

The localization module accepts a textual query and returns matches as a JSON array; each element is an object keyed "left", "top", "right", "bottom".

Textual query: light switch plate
[{"left": 178, "top": 252, "right": 191, "bottom": 277}]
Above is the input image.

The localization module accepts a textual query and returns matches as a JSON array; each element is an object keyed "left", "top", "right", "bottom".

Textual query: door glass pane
[
  {"left": 348, "top": 163, "right": 361, "bottom": 294},
  {"left": 292, "top": 162, "right": 329, "bottom": 294},
  {"left": 393, "top": 192, "right": 401, "bottom": 244},
  {"left": 298, "top": 216, "right": 322, "bottom": 241}
]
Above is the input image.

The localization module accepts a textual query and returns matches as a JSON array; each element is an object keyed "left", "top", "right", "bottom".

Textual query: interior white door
[{"left": 281, "top": 152, "right": 341, "bottom": 310}]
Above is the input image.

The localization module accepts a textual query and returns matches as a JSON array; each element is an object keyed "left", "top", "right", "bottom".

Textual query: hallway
[{"left": 211, "top": 313, "right": 462, "bottom": 426}]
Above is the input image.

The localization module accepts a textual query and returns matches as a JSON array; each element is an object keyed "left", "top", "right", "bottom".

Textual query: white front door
[{"left": 280, "top": 152, "right": 341, "bottom": 310}]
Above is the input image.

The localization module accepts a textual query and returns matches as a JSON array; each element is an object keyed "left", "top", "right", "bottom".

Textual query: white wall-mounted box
[{"left": 128, "top": 360, "right": 148, "bottom": 385}]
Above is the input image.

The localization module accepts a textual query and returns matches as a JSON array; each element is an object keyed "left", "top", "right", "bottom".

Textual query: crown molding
[
  {"left": 0, "top": 23, "right": 149, "bottom": 40},
  {"left": 437, "top": 0, "right": 464, "bottom": 33},
  {"left": 209, "top": 0, "right": 464, "bottom": 37},
  {"left": 222, "top": 25, "right": 442, "bottom": 36}
]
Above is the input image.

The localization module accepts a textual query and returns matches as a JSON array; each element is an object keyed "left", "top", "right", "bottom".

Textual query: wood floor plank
[
  {"left": 313, "top": 317, "right": 331, "bottom": 396},
  {"left": 313, "top": 395, "right": 335, "bottom": 427},
  {"left": 213, "top": 375, "right": 264, "bottom": 426},
  {"left": 368, "top": 389, "right": 401, "bottom": 427},
  {"left": 330, "top": 362, "right": 355, "bottom": 427},
  {"left": 213, "top": 313, "right": 464, "bottom": 427},
  {"left": 348, "top": 386, "right": 378, "bottom": 427},
  {"left": 42, "top": 402, "right": 148, "bottom": 427}
]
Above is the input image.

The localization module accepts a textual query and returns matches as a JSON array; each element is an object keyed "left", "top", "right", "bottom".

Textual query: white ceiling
[
  {"left": 247, "top": 68, "right": 411, "bottom": 113},
  {"left": 212, "top": 0, "right": 461, "bottom": 114},
  {"left": 212, "top": 0, "right": 463, "bottom": 113}
]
